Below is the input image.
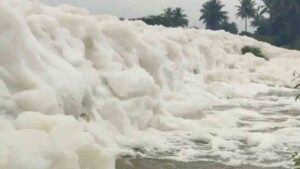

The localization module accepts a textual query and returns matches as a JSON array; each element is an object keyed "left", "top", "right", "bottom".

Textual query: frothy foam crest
[{"left": 0, "top": 0, "right": 300, "bottom": 169}]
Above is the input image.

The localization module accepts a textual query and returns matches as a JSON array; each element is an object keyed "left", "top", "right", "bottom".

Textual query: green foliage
[
  {"left": 134, "top": 15, "right": 166, "bottom": 26},
  {"left": 171, "top": 8, "right": 189, "bottom": 27},
  {"left": 252, "top": 0, "right": 300, "bottom": 50},
  {"left": 236, "top": 0, "right": 256, "bottom": 32},
  {"left": 251, "top": 5, "right": 268, "bottom": 28},
  {"left": 131, "top": 7, "right": 188, "bottom": 28},
  {"left": 219, "top": 21, "right": 238, "bottom": 34},
  {"left": 236, "top": 0, "right": 256, "bottom": 19},
  {"left": 293, "top": 153, "right": 300, "bottom": 169},
  {"left": 199, "top": 0, "right": 228, "bottom": 30},
  {"left": 241, "top": 46, "right": 267, "bottom": 60},
  {"left": 291, "top": 38, "right": 300, "bottom": 51},
  {"left": 253, "top": 34, "right": 275, "bottom": 45},
  {"left": 199, "top": 0, "right": 238, "bottom": 33},
  {"left": 239, "top": 31, "right": 253, "bottom": 37}
]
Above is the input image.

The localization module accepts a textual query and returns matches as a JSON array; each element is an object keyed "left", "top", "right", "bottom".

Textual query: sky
[{"left": 43, "top": 0, "right": 263, "bottom": 31}]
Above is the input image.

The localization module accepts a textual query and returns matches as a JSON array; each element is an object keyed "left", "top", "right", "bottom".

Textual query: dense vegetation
[
  {"left": 126, "top": 0, "right": 300, "bottom": 51},
  {"left": 252, "top": 0, "right": 300, "bottom": 50},
  {"left": 129, "top": 7, "right": 188, "bottom": 28}
]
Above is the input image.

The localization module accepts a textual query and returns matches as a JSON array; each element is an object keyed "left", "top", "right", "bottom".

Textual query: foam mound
[{"left": 1, "top": 1, "right": 300, "bottom": 169}]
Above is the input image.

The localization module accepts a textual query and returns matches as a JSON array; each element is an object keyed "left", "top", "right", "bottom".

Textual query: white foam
[{"left": 0, "top": 0, "right": 300, "bottom": 168}]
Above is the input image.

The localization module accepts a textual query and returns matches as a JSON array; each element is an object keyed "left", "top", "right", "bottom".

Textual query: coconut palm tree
[
  {"left": 162, "top": 7, "right": 174, "bottom": 27},
  {"left": 161, "top": 7, "right": 189, "bottom": 27},
  {"left": 236, "top": 0, "right": 256, "bottom": 32},
  {"left": 199, "top": 0, "right": 228, "bottom": 30},
  {"left": 250, "top": 6, "right": 267, "bottom": 28},
  {"left": 172, "top": 7, "right": 189, "bottom": 27}
]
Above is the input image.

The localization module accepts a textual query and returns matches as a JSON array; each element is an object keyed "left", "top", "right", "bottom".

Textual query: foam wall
[{"left": 0, "top": 0, "right": 300, "bottom": 169}]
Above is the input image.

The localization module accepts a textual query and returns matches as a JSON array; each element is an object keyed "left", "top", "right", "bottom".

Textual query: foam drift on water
[{"left": 0, "top": 0, "right": 300, "bottom": 169}]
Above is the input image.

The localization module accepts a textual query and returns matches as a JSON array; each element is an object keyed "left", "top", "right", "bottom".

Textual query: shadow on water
[{"left": 116, "top": 158, "right": 285, "bottom": 169}]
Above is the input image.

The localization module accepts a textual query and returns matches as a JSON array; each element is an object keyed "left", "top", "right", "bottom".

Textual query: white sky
[{"left": 42, "top": 0, "right": 263, "bottom": 31}]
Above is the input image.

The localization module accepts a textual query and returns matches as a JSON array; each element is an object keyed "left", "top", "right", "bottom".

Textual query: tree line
[
  {"left": 125, "top": 0, "right": 300, "bottom": 50},
  {"left": 129, "top": 7, "right": 189, "bottom": 28}
]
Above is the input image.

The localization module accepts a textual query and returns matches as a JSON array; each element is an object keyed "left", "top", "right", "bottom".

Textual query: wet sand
[{"left": 116, "top": 158, "right": 285, "bottom": 169}]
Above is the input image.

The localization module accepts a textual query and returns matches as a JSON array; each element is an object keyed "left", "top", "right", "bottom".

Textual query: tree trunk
[{"left": 245, "top": 18, "right": 248, "bottom": 32}]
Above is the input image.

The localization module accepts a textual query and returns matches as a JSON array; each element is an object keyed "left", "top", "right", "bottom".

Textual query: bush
[
  {"left": 253, "top": 34, "right": 275, "bottom": 45},
  {"left": 273, "top": 34, "right": 291, "bottom": 46},
  {"left": 241, "top": 46, "right": 267, "bottom": 60},
  {"left": 219, "top": 21, "right": 238, "bottom": 34},
  {"left": 293, "top": 153, "right": 300, "bottom": 169},
  {"left": 239, "top": 31, "right": 253, "bottom": 37},
  {"left": 291, "top": 38, "right": 300, "bottom": 51}
]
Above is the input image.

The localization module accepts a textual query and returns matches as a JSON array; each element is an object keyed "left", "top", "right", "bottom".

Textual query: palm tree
[
  {"left": 199, "top": 0, "right": 228, "bottom": 30},
  {"left": 162, "top": 7, "right": 189, "bottom": 27},
  {"left": 163, "top": 7, "right": 173, "bottom": 17},
  {"left": 172, "top": 7, "right": 189, "bottom": 27},
  {"left": 162, "top": 7, "right": 174, "bottom": 27},
  {"left": 236, "top": 0, "right": 256, "bottom": 32},
  {"left": 250, "top": 6, "right": 267, "bottom": 28}
]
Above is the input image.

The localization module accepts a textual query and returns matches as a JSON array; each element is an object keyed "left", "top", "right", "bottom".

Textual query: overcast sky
[{"left": 43, "top": 0, "right": 263, "bottom": 31}]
